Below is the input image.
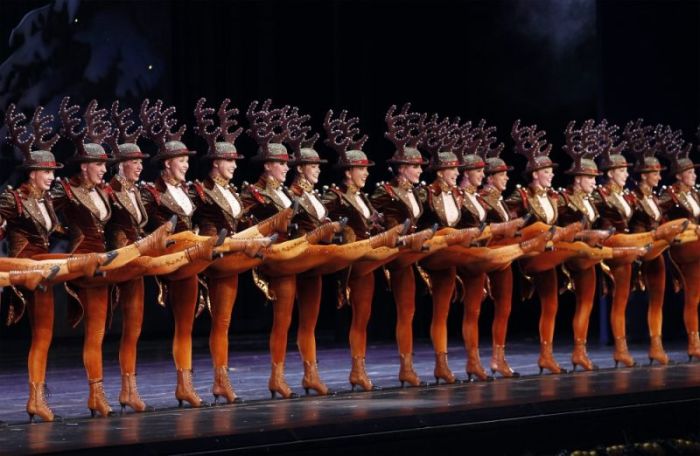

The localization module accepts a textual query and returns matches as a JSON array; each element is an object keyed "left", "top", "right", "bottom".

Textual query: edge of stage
[{"left": 0, "top": 339, "right": 699, "bottom": 455}]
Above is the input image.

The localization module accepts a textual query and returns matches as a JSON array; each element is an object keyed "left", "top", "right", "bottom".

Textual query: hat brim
[
  {"left": 150, "top": 151, "right": 197, "bottom": 163},
  {"left": 67, "top": 156, "right": 114, "bottom": 164},
  {"left": 387, "top": 158, "right": 429, "bottom": 166},
  {"left": 288, "top": 158, "right": 329, "bottom": 166},
  {"left": 635, "top": 166, "right": 667, "bottom": 173},
  {"left": 203, "top": 154, "right": 245, "bottom": 161},
  {"left": 527, "top": 163, "right": 559, "bottom": 173},
  {"left": 21, "top": 163, "right": 64, "bottom": 170},
  {"left": 333, "top": 161, "right": 375, "bottom": 169},
  {"left": 485, "top": 165, "right": 514, "bottom": 174},
  {"left": 112, "top": 153, "right": 151, "bottom": 163}
]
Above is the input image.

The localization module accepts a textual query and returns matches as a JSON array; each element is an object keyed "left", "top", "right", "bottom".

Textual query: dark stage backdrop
[{"left": 0, "top": 0, "right": 697, "bottom": 346}]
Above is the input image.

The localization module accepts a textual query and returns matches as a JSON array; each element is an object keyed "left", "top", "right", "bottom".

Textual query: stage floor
[{"left": 1, "top": 337, "right": 699, "bottom": 455}]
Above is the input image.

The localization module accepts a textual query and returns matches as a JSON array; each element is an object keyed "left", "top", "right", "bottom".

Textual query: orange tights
[
  {"left": 168, "top": 275, "right": 199, "bottom": 370},
  {"left": 296, "top": 275, "right": 323, "bottom": 363},
  {"left": 428, "top": 268, "right": 456, "bottom": 354},
  {"left": 678, "top": 261, "right": 700, "bottom": 335},
  {"left": 461, "top": 272, "right": 486, "bottom": 350},
  {"left": 390, "top": 266, "right": 416, "bottom": 355},
  {"left": 609, "top": 264, "right": 632, "bottom": 339},
  {"left": 78, "top": 285, "right": 109, "bottom": 380},
  {"left": 208, "top": 274, "right": 239, "bottom": 367},
  {"left": 27, "top": 288, "right": 54, "bottom": 384},
  {"left": 269, "top": 274, "right": 296, "bottom": 364},
  {"left": 642, "top": 256, "right": 665, "bottom": 338},
  {"left": 489, "top": 266, "right": 513, "bottom": 347},
  {"left": 533, "top": 268, "right": 559, "bottom": 343},
  {"left": 118, "top": 278, "right": 144, "bottom": 375},
  {"left": 348, "top": 272, "right": 374, "bottom": 358},
  {"left": 571, "top": 267, "right": 596, "bottom": 342}
]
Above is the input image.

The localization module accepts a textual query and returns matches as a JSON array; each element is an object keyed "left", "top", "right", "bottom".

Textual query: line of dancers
[{"left": 1, "top": 98, "right": 699, "bottom": 423}]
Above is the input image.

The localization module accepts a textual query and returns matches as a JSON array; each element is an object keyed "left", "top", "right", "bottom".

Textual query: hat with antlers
[
  {"left": 384, "top": 103, "right": 428, "bottom": 166},
  {"left": 467, "top": 119, "right": 511, "bottom": 175},
  {"left": 59, "top": 97, "right": 112, "bottom": 163},
  {"left": 322, "top": 109, "right": 373, "bottom": 168},
  {"left": 284, "top": 106, "right": 326, "bottom": 166},
  {"left": 595, "top": 120, "right": 629, "bottom": 171},
  {"left": 562, "top": 119, "right": 603, "bottom": 176},
  {"left": 620, "top": 119, "right": 665, "bottom": 174},
  {"left": 139, "top": 99, "right": 196, "bottom": 163},
  {"left": 245, "top": 99, "right": 291, "bottom": 163},
  {"left": 420, "top": 114, "right": 465, "bottom": 171},
  {"left": 654, "top": 124, "right": 697, "bottom": 175},
  {"left": 511, "top": 119, "right": 556, "bottom": 174},
  {"left": 104, "top": 100, "right": 149, "bottom": 163},
  {"left": 4, "top": 104, "right": 63, "bottom": 170},
  {"left": 193, "top": 97, "right": 244, "bottom": 161}
]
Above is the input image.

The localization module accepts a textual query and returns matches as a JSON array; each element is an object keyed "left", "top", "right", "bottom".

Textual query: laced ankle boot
[
  {"left": 268, "top": 362, "right": 298, "bottom": 399},
  {"left": 349, "top": 356, "right": 378, "bottom": 391},
  {"left": 433, "top": 352, "right": 457, "bottom": 384},
  {"left": 398, "top": 353, "right": 424, "bottom": 387},
  {"left": 134, "top": 216, "right": 176, "bottom": 255},
  {"left": 688, "top": 331, "right": 700, "bottom": 362},
  {"left": 119, "top": 373, "right": 152, "bottom": 413},
  {"left": 613, "top": 336, "right": 637, "bottom": 368},
  {"left": 490, "top": 345, "right": 520, "bottom": 378},
  {"left": 302, "top": 361, "right": 333, "bottom": 396},
  {"left": 175, "top": 369, "right": 208, "bottom": 408},
  {"left": 538, "top": 340, "right": 568, "bottom": 374},
  {"left": 27, "top": 382, "right": 61, "bottom": 423},
  {"left": 466, "top": 348, "right": 494, "bottom": 381},
  {"left": 212, "top": 366, "right": 241, "bottom": 404},
  {"left": 87, "top": 379, "right": 114, "bottom": 418},
  {"left": 648, "top": 335, "right": 670, "bottom": 365},
  {"left": 571, "top": 339, "right": 598, "bottom": 371},
  {"left": 9, "top": 270, "right": 48, "bottom": 291}
]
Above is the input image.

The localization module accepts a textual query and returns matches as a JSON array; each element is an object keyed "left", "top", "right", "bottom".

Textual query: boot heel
[
  {"left": 28, "top": 413, "right": 35, "bottom": 423},
  {"left": 304, "top": 388, "right": 310, "bottom": 396},
  {"left": 434, "top": 376, "right": 440, "bottom": 385},
  {"left": 90, "top": 409, "right": 96, "bottom": 418},
  {"left": 120, "top": 403, "right": 126, "bottom": 414},
  {"left": 177, "top": 400, "right": 183, "bottom": 408},
  {"left": 350, "top": 383, "right": 356, "bottom": 391},
  {"left": 270, "top": 390, "right": 276, "bottom": 399},
  {"left": 614, "top": 360, "right": 619, "bottom": 368},
  {"left": 649, "top": 357, "right": 654, "bottom": 366},
  {"left": 400, "top": 380, "right": 405, "bottom": 388}
]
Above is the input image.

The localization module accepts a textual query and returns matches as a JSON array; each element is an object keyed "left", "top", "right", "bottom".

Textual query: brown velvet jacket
[
  {"left": 140, "top": 176, "right": 195, "bottom": 234},
  {"left": 592, "top": 183, "right": 636, "bottom": 233},
  {"left": 105, "top": 175, "right": 149, "bottom": 249},
  {"left": 558, "top": 186, "right": 599, "bottom": 228},
  {"left": 458, "top": 185, "right": 488, "bottom": 228},
  {"left": 505, "top": 184, "right": 560, "bottom": 225},
  {"left": 479, "top": 185, "right": 511, "bottom": 224},
  {"left": 658, "top": 182, "right": 700, "bottom": 225},
  {"left": 629, "top": 184, "right": 665, "bottom": 233},
  {"left": 420, "top": 180, "right": 464, "bottom": 229},
  {"left": 191, "top": 177, "right": 246, "bottom": 237},
  {"left": 370, "top": 178, "right": 424, "bottom": 233},
  {"left": 50, "top": 176, "right": 112, "bottom": 253},
  {"left": 288, "top": 181, "right": 329, "bottom": 236},
  {"left": 322, "top": 183, "right": 381, "bottom": 242},
  {"left": 0, "top": 183, "right": 61, "bottom": 257}
]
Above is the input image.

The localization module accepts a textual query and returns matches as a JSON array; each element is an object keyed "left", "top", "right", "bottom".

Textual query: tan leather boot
[
  {"left": 688, "top": 331, "right": 700, "bottom": 362},
  {"left": 349, "top": 356, "right": 379, "bottom": 391},
  {"left": 398, "top": 353, "right": 424, "bottom": 387},
  {"left": 571, "top": 339, "right": 598, "bottom": 371},
  {"left": 27, "top": 382, "right": 61, "bottom": 422},
  {"left": 87, "top": 379, "right": 114, "bottom": 418},
  {"left": 268, "top": 362, "right": 298, "bottom": 399},
  {"left": 466, "top": 348, "right": 494, "bottom": 381},
  {"left": 212, "top": 366, "right": 241, "bottom": 404},
  {"left": 302, "top": 361, "right": 333, "bottom": 396},
  {"left": 648, "top": 335, "right": 670, "bottom": 366},
  {"left": 613, "top": 336, "right": 637, "bottom": 368},
  {"left": 119, "top": 373, "right": 152, "bottom": 413},
  {"left": 538, "top": 340, "right": 568, "bottom": 374},
  {"left": 434, "top": 352, "right": 457, "bottom": 384},
  {"left": 175, "top": 369, "right": 208, "bottom": 407},
  {"left": 490, "top": 345, "right": 520, "bottom": 378}
]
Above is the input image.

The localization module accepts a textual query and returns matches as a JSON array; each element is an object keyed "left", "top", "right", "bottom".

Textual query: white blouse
[
  {"left": 465, "top": 191, "right": 486, "bottom": 222},
  {"left": 166, "top": 182, "right": 194, "bottom": 216},
  {"left": 354, "top": 193, "right": 371, "bottom": 218},
  {"left": 306, "top": 191, "right": 327, "bottom": 219},
  {"left": 535, "top": 193, "right": 556, "bottom": 224},
  {"left": 441, "top": 192, "right": 460, "bottom": 226},
  {"left": 216, "top": 183, "right": 242, "bottom": 217},
  {"left": 89, "top": 189, "right": 109, "bottom": 221},
  {"left": 37, "top": 200, "right": 53, "bottom": 230}
]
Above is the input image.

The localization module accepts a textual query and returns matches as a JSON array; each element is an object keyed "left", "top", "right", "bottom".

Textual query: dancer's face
[
  {"left": 29, "top": 170, "right": 55, "bottom": 191},
  {"left": 607, "top": 167, "right": 628, "bottom": 188},
  {"left": 299, "top": 164, "right": 321, "bottom": 185},
  {"left": 438, "top": 167, "right": 459, "bottom": 187},
  {"left": 213, "top": 158, "right": 237, "bottom": 181},
  {"left": 640, "top": 171, "right": 661, "bottom": 189},
  {"left": 120, "top": 159, "right": 143, "bottom": 183},
  {"left": 399, "top": 164, "right": 422, "bottom": 184},
  {"left": 576, "top": 175, "right": 596, "bottom": 194},
  {"left": 345, "top": 166, "right": 369, "bottom": 189},
  {"left": 81, "top": 161, "right": 107, "bottom": 186},
  {"left": 678, "top": 168, "right": 697, "bottom": 187},
  {"left": 463, "top": 168, "right": 485, "bottom": 188},
  {"left": 264, "top": 161, "right": 289, "bottom": 183},
  {"left": 165, "top": 156, "right": 189, "bottom": 183},
  {"left": 488, "top": 171, "right": 509, "bottom": 192},
  {"left": 532, "top": 167, "right": 553, "bottom": 188}
]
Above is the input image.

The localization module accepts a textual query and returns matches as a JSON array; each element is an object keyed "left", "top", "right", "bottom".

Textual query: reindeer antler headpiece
[
  {"left": 59, "top": 97, "right": 112, "bottom": 163},
  {"left": 653, "top": 124, "right": 696, "bottom": 175},
  {"left": 139, "top": 99, "right": 195, "bottom": 163},
  {"left": 245, "top": 99, "right": 291, "bottom": 163},
  {"left": 4, "top": 103, "right": 63, "bottom": 170},
  {"left": 594, "top": 119, "right": 629, "bottom": 171},
  {"left": 384, "top": 103, "right": 428, "bottom": 166},
  {"left": 511, "top": 120, "right": 556, "bottom": 174},
  {"left": 322, "top": 109, "right": 373, "bottom": 169},
  {"left": 284, "top": 106, "right": 326, "bottom": 166},
  {"left": 420, "top": 114, "right": 464, "bottom": 171},
  {"left": 619, "top": 119, "right": 665, "bottom": 174},
  {"left": 562, "top": 119, "right": 603, "bottom": 176},
  {"left": 104, "top": 100, "right": 149, "bottom": 163},
  {"left": 193, "top": 98, "right": 244, "bottom": 162},
  {"left": 465, "top": 119, "right": 511, "bottom": 175}
]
